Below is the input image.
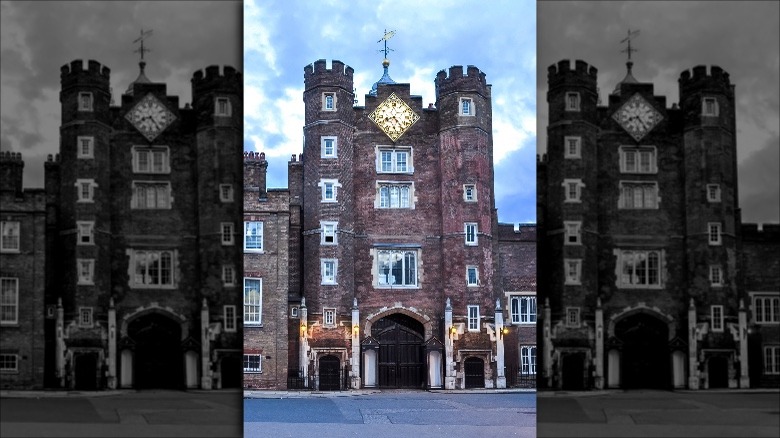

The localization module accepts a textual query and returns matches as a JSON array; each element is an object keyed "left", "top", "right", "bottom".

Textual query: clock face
[
  {"left": 125, "top": 93, "right": 176, "bottom": 142},
  {"left": 612, "top": 93, "right": 663, "bottom": 142},
  {"left": 368, "top": 92, "right": 420, "bottom": 142}
]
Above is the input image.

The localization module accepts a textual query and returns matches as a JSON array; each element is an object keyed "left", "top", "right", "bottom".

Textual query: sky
[
  {"left": 243, "top": 0, "right": 537, "bottom": 224},
  {"left": 0, "top": 0, "right": 242, "bottom": 189},
  {"left": 538, "top": 1, "right": 780, "bottom": 225}
]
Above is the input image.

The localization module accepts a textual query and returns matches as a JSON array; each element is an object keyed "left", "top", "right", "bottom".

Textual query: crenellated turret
[{"left": 59, "top": 59, "right": 111, "bottom": 126}]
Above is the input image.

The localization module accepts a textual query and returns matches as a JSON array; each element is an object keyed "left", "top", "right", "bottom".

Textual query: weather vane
[
  {"left": 620, "top": 29, "right": 640, "bottom": 61},
  {"left": 133, "top": 29, "right": 154, "bottom": 61},
  {"left": 377, "top": 29, "right": 395, "bottom": 59}
]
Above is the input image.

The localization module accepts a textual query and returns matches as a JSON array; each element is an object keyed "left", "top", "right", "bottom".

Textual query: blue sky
[{"left": 244, "top": 0, "right": 537, "bottom": 224}]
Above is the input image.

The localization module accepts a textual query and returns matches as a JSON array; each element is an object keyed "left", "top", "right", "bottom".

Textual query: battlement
[
  {"left": 742, "top": 223, "right": 780, "bottom": 241},
  {"left": 289, "top": 153, "right": 303, "bottom": 163},
  {"left": 0, "top": 151, "right": 24, "bottom": 163},
  {"left": 547, "top": 59, "right": 598, "bottom": 90},
  {"left": 303, "top": 59, "right": 354, "bottom": 92},
  {"left": 191, "top": 65, "right": 242, "bottom": 96},
  {"left": 434, "top": 65, "right": 489, "bottom": 97},
  {"left": 60, "top": 59, "right": 111, "bottom": 90},
  {"left": 244, "top": 151, "right": 267, "bottom": 162},
  {"left": 679, "top": 65, "right": 732, "bottom": 95}
]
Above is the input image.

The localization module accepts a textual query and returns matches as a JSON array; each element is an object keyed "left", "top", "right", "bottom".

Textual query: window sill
[
  {"left": 0, "top": 249, "right": 20, "bottom": 254},
  {"left": 321, "top": 282, "right": 338, "bottom": 286},
  {"left": 243, "top": 370, "right": 263, "bottom": 374},
  {"left": 0, "top": 323, "right": 19, "bottom": 327},
  {"left": 375, "top": 285, "right": 419, "bottom": 290},
  {"left": 244, "top": 323, "right": 264, "bottom": 327},
  {"left": 130, "top": 285, "right": 177, "bottom": 290},
  {"left": 78, "top": 282, "right": 95, "bottom": 286},
  {"left": 244, "top": 249, "right": 265, "bottom": 254},
  {"left": 565, "top": 281, "right": 582, "bottom": 286}
]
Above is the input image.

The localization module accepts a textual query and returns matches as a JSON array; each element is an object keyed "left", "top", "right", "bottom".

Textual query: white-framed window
[
  {"left": 460, "top": 97, "right": 474, "bottom": 116},
  {"left": 223, "top": 305, "right": 236, "bottom": 332},
  {"left": 132, "top": 146, "right": 170, "bottom": 174},
  {"left": 465, "top": 223, "right": 478, "bottom": 246},
  {"left": 563, "top": 179, "right": 583, "bottom": 203},
  {"left": 77, "top": 259, "right": 94, "bottom": 285},
  {"left": 219, "top": 184, "right": 234, "bottom": 202},
  {"left": 564, "top": 221, "right": 581, "bottom": 245},
  {"left": 321, "top": 136, "right": 337, "bottom": 158},
  {"left": 321, "top": 259, "right": 337, "bottom": 285},
  {"left": 75, "top": 179, "right": 97, "bottom": 203},
  {"left": 619, "top": 146, "right": 657, "bottom": 174},
  {"left": 619, "top": 181, "right": 659, "bottom": 209},
  {"left": 753, "top": 294, "right": 780, "bottom": 324},
  {"left": 707, "top": 184, "right": 721, "bottom": 203},
  {"left": 566, "top": 307, "right": 580, "bottom": 327},
  {"left": 244, "top": 278, "right": 262, "bottom": 325},
  {"left": 0, "top": 221, "right": 20, "bottom": 253},
  {"left": 377, "top": 148, "right": 412, "bottom": 174},
  {"left": 764, "top": 346, "right": 780, "bottom": 375},
  {"left": 78, "top": 92, "right": 93, "bottom": 111},
  {"left": 78, "top": 307, "right": 93, "bottom": 327},
  {"left": 711, "top": 305, "right": 724, "bottom": 332},
  {"left": 467, "top": 305, "right": 480, "bottom": 331},
  {"left": 130, "top": 250, "right": 175, "bottom": 288},
  {"left": 221, "top": 222, "right": 234, "bottom": 245},
  {"left": 708, "top": 222, "right": 722, "bottom": 245},
  {"left": 617, "top": 249, "right": 662, "bottom": 288},
  {"left": 463, "top": 184, "right": 477, "bottom": 202},
  {"left": 702, "top": 97, "right": 719, "bottom": 117},
  {"left": 321, "top": 221, "right": 338, "bottom": 245},
  {"left": 77, "top": 136, "right": 94, "bottom": 159},
  {"left": 243, "top": 354, "right": 261, "bottom": 373},
  {"left": 131, "top": 182, "right": 172, "bottom": 209},
  {"left": 510, "top": 296, "right": 537, "bottom": 324},
  {"left": 564, "top": 136, "right": 581, "bottom": 159},
  {"left": 77, "top": 221, "right": 94, "bottom": 245},
  {"left": 376, "top": 248, "right": 418, "bottom": 288},
  {"left": 291, "top": 306, "right": 299, "bottom": 318},
  {"left": 322, "top": 92, "right": 336, "bottom": 111},
  {"left": 710, "top": 265, "right": 723, "bottom": 287},
  {"left": 565, "top": 92, "right": 580, "bottom": 111},
  {"left": 520, "top": 346, "right": 536, "bottom": 375},
  {"left": 318, "top": 179, "right": 340, "bottom": 203},
  {"left": 0, "top": 278, "right": 19, "bottom": 325},
  {"left": 466, "top": 266, "right": 479, "bottom": 286},
  {"left": 378, "top": 182, "right": 413, "bottom": 209},
  {"left": 244, "top": 221, "right": 263, "bottom": 252},
  {"left": 222, "top": 265, "right": 235, "bottom": 286},
  {"left": 215, "top": 97, "right": 232, "bottom": 116},
  {"left": 323, "top": 308, "right": 336, "bottom": 327},
  {"left": 0, "top": 354, "right": 18, "bottom": 372},
  {"left": 564, "top": 259, "right": 581, "bottom": 285}
]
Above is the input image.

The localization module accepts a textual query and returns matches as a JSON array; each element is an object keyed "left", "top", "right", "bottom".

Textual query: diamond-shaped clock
[
  {"left": 125, "top": 93, "right": 176, "bottom": 142},
  {"left": 612, "top": 93, "right": 663, "bottom": 142},
  {"left": 368, "top": 92, "right": 420, "bottom": 142}
]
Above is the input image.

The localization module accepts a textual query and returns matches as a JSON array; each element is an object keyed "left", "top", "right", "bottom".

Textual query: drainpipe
[
  {"left": 351, "top": 298, "right": 360, "bottom": 389},
  {"left": 56, "top": 297, "right": 64, "bottom": 387},
  {"left": 300, "top": 298, "right": 309, "bottom": 382}
]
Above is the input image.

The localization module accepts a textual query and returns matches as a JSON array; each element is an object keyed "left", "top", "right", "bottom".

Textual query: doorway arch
[
  {"left": 708, "top": 356, "right": 729, "bottom": 388},
  {"left": 561, "top": 352, "right": 586, "bottom": 390},
  {"left": 74, "top": 352, "right": 98, "bottom": 390},
  {"left": 372, "top": 313, "right": 425, "bottom": 388},
  {"left": 318, "top": 355, "right": 341, "bottom": 391},
  {"left": 127, "top": 312, "right": 183, "bottom": 389},
  {"left": 464, "top": 357, "right": 485, "bottom": 389},
  {"left": 615, "top": 312, "right": 670, "bottom": 389}
]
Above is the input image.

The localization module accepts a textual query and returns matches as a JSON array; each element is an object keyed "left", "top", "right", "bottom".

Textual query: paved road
[
  {"left": 244, "top": 390, "right": 536, "bottom": 437},
  {"left": 537, "top": 389, "right": 780, "bottom": 437}
]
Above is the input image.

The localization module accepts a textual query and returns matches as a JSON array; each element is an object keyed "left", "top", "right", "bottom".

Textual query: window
[
  {"left": 291, "top": 307, "right": 298, "bottom": 318},
  {"left": 377, "top": 149, "right": 412, "bottom": 173},
  {"left": 77, "top": 136, "right": 94, "bottom": 159},
  {"left": 0, "top": 221, "right": 20, "bottom": 252},
  {"left": 75, "top": 179, "right": 96, "bottom": 203},
  {"left": 710, "top": 265, "right": 723, "bottom": 287},
  {"left": 764, "top": 346, "right": 780, "bottom": 375},
  {"left": 323, "top": 92, "right": 336, "bottom": 111},
  {"left": 318, "top": 179, "right": 340, "bottom": 203},
  {"left": 243, "top": 354, "right": 261, "bottom": 373},
  {"left": 132, "top": 146, "right": 170, "bottom": 174},
  {"left": 466, "top": 266, "right": 479, "bottom": 286},
  {"left": 222, "top": 265, "right": 235, "bottom": 286},
  {"left": 131, "top": 182, "right": 172, "bottom": 209},
  {"left": 618, "top": 250, "right": 662, "bottom": 288},
  {"left": 321, "top": 137, "right": 337, "bottom": 158},
  {"left": 566, "top": 307, "right": 580, "bottom": 327},
  {"left": 0, "top": 278, "right": 19, "bottom": 325},
  {"left": 463, "top": 184, "right": 477, "bottom": 202},
  {"left": 244, "top": 278, "right": 262, "bottom": 325},
  {"left": 619, "top": 182, "right": 658, "bottom": 209},
  {"left": 468, "top": 305, "right": 480, "bottom": 331},
  {"left": 564, "top": 259, "right": 581, "bottom": 285},
  {"left": 0, "top": 354, "right": 18, "bottom": 372},
  {"left": 79, "top": 307, "right": 93, "bottom": 327},
  {"left": 219, "top": 184, "right": 234, "bottom": 202},
  {"left": 321, "top": 221, "right": 337, "bottom": 245},
  {"left": 520, "top": 346, "right": 536, "bottom": 375},
  {"left": 510, "top": 296, "right": 537, "bottom": 324},
  {"left": 563, "top": 179, "right": 583, "bottom": 203},
  {"left": 215, "top": 97, "right": 231, "bottom": 116},
  {"left": 323, "top": 308, "right": 336, "bottom": 327},
  {"left": 620, "top": 146, "right": 657, "bottom": 174},
  {"left": 244, "top": 221, "right": 263, "bottom": 252},
  {"left": 378, "top": 183, "right": 413, "bottom": 209},
  {"left": 77, "top": 259, "right": 94, "bottom": 285},
  {"left": 460, "top": 97, "right": 474, "bottom": 116},
  {"left": 707, "top": 184, "right": 721, "bottom": 203},
  {"left": 376, "top": 249, "right": 418, "bottom": 288},
  {"left": 465, "top": 223, "right": 478, "bottom": 246},
  {"left": 711, "top": 305, "right": 724, "bottom": 332},
  {"left": 131, "top": 250, "right": 175, "bottom": 288},
  {"left": 564, "top": 221, "right": 581, "bottom": 245},
  {"left": 224, "top": 305, "right": 236, "bottom": 332},
  {"left": 708, "top": 222, "right": 722, "bottom": 245},
  {"left": 221, "top": 222, "right": 234, "bottom": 245},
  {"left": 321, "top": 259, "right": 337, "bottom": 285},
  {"left": 565, "top": 92, "right": 580, "bottom": 111},
  {"left": 702, "top": 97, "right": 719, "bottom": 117},
  {"left": 77, "top": 221, "right": 94, "bottom": 245},
  {"left": 564, "top": 136, "right": 581, "bottom": 159},
  {"left": 754, "top": 295, "right": 780, "bottom": 324},
  {"left": 78, "top": 92, "right": 93, "bottom": 111}
]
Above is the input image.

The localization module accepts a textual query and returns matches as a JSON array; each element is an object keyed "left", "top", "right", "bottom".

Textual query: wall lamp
[
  {"left": 353, "top": 325, "right": 360, "bottom": 336},
  {"left": 498, "top": 326, "right": 509, "bottom": 339},
  {"left": 449, "top": 326, "right": 458, "bottom": 338},
  {"left": 300, "top": 322, "right": 307, "bottom": 337}
]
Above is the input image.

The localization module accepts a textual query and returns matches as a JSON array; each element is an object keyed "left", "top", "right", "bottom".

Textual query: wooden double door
[{"left": 372, "top": 314, "right": 425, "bottom": 388}]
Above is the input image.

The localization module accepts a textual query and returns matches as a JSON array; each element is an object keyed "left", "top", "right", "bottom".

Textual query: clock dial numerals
[
  {"left": 125, "top": 93, "right": 176, "bottom": 142},
  {"left": 368, "top": 93, "right": 420, "bottom": 142},
  {"left": 612, "top": 93, "right": 663, "bottom": 142}
]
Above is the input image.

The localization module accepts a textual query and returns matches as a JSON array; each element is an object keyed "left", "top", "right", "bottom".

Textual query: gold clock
[
  {"left": 368, "top": 92, "right": 419, "bottom": 142},
  {"left": 126, "top": 93, "right": 176, "bottom": 142},
  {"left": 612, "top": 93, "right": 662, "bottom": 142}
]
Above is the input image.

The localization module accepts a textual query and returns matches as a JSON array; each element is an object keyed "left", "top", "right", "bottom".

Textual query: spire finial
[
  {"left": 377, "top": 29, "right": 396, "bottom": 60},
  {"left": 133, "top": 29, "right": 153, "bottom": 62},
  {"left": 620, "top": 29, "right": 640, "bottom": 63}
]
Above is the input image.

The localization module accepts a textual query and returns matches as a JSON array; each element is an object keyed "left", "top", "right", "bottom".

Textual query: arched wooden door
[
  {"left": 128, "top": 313, "right": 183, "bottom": 389},
  {"left": 319, "top": 355, "right": 341, "bottom": 391},
  {"left": 372, "top": 314, "right": 425, "bottom": 388},
  {"left": 464, "top": 357, "right": 485, "bottom": 388},
  {"left": 615, "top": 313, "right": 669, "bottom": 389}
]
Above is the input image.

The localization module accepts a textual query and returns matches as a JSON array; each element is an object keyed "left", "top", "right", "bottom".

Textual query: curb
[{"left": 244, "top": 388, "right": 535, "bottom": 398}]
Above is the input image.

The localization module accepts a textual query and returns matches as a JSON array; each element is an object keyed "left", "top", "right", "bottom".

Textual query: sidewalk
[
  {"left": 244, "top": 387, "right": 535, "bottom": 399},
  {"left": 536, "top": 387, "right": 780, "bottom": 397},
  {"left": 0, "top": 388, "right": 241, "bottom": 399}
]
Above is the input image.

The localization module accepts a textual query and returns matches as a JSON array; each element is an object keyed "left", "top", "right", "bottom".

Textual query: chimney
[
  {"left": 243, "top": 151, "right": 268, "bottom": 197},
  {"left": 0, "top": 151, "right": 25, "bottom": 195}
]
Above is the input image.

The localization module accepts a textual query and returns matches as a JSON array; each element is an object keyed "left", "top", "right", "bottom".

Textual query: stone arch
[
  {"left": 120, "top": 303, "right": 189, "bottom": 340},
  {"left": 607, "top": 303, "right": 676, "bottom": 341},
  {"left": 364, "top": 305, "right": 433, "bottom": 340}
]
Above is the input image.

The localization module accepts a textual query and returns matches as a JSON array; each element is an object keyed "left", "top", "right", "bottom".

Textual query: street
[{"left": 244, "top": 390, "right": 536, "bottom": 438}]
